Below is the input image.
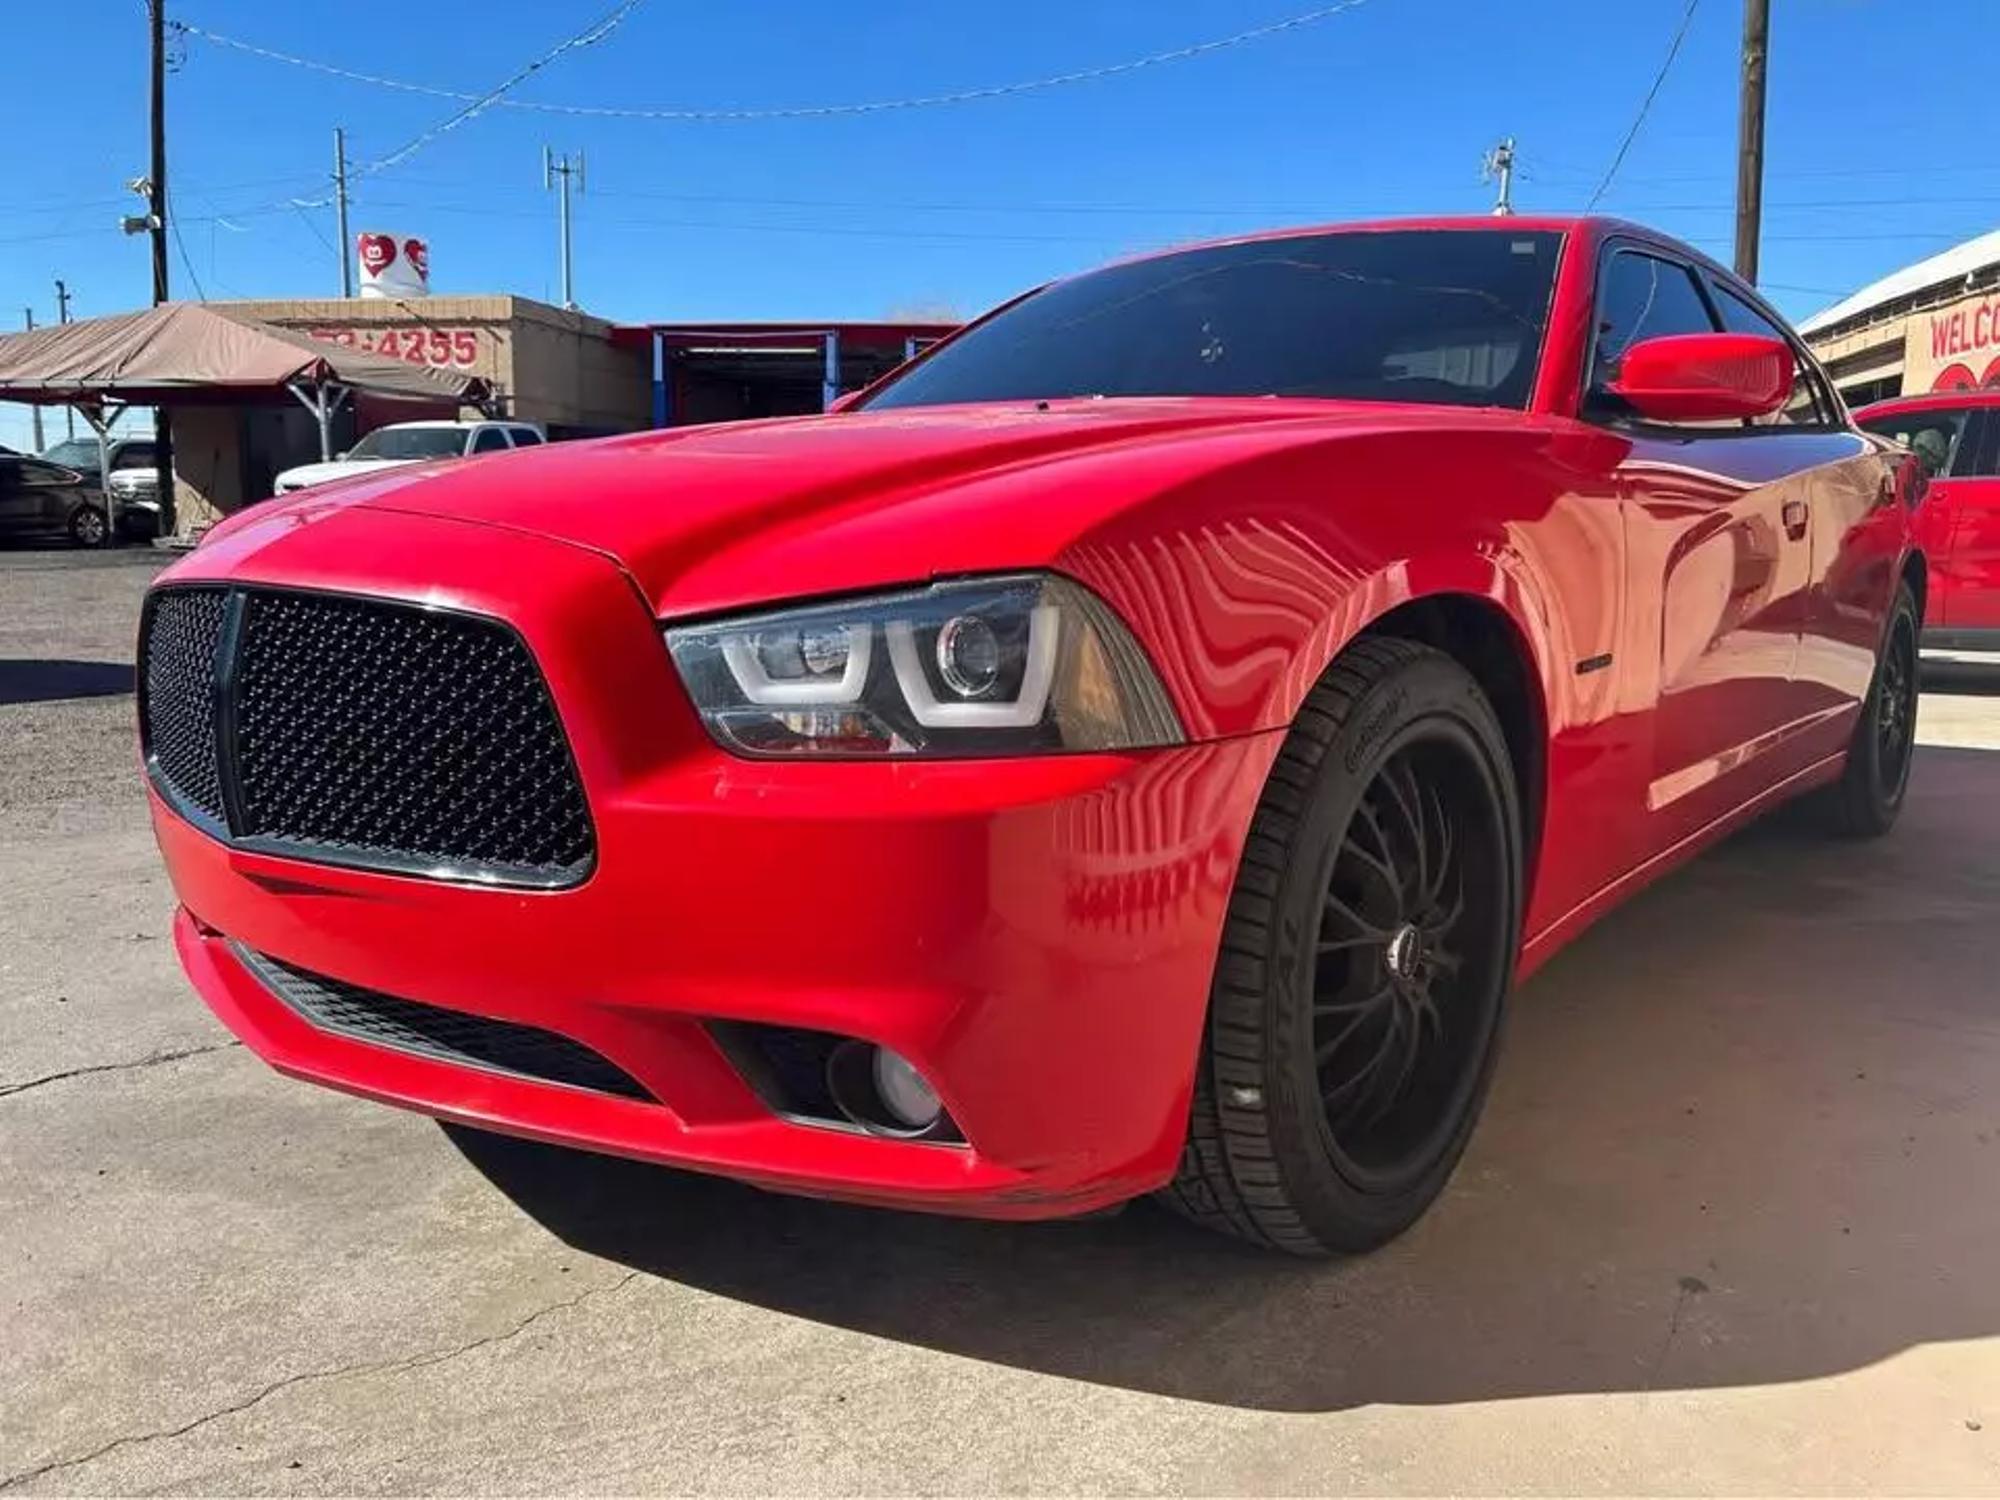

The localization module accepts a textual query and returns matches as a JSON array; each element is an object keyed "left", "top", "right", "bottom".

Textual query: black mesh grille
[
  {"left": 141, "top": 589, "right": 229, "bottom": 825},
  {"left": 137, "top": 586, "right": 594, "bottom": 886},
  {"left": 236, "top": 944, "right": 652, "bottom": 1101}
]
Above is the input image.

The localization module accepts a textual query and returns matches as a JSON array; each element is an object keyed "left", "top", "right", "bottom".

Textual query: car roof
[
  {"left": 375, "top": 420, "right": 483, "bottom": 431},
  {"left": 1856, "top": 391, "right": 2000, "bottom": 418}
]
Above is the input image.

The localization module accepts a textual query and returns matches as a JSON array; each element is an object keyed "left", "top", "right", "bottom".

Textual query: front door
[{"left": 1586, "top": 246, "right": 1819, "bottom": 847}]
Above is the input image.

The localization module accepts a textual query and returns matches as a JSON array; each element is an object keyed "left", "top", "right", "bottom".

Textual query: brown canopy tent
[{"left": 0, "top": 302, "right": 492, "bottom": 538}]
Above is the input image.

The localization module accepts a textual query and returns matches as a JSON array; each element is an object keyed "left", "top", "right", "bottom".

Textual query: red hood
[{"left": 218, "top": 399, "right": 1535, "bottom": 617}]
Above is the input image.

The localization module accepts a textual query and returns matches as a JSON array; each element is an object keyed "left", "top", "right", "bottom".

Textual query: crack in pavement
[
  {"left": 0, "top": 1270, "right": 643, "bottom": 1492},
  {"left": 0, "top": 1041, "right": 244, "bottom": 1101},
  {"left": 0, "top": 1048, "right": 244, "bottom": 1104},
  {"left": 1641, "top": 1275, "right": 1709, "bottom": 1393}
]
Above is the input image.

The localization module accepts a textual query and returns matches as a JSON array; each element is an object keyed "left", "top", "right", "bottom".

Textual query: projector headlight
[{"left": 664, "top": 573, "right": 1184, "bottom": 757}]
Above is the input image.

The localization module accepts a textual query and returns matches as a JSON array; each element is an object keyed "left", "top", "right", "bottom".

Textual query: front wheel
[
  {"left": 1813, "top": 581, "right": 1919, "bottom": 838},
  {"left": 1163, "top": 637, "right": 1523, "bottom": 1255}
]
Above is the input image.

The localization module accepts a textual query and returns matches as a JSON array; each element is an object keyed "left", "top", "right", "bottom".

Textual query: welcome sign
[{"left": 1903, "top": 290, "right": 2000, "bottom": 392}]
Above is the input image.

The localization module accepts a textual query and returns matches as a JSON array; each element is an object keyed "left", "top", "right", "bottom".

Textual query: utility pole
[
  {"left": 1734, "top": 0, "right": 1770, "bottom": 284},
  {"left": 1482, "top": 137, "right": 1517, "bottom": 216},
  {"left": 148, "top": 1, "right": 169, "bottom": 305},
  {"left": 334, "top": 127, "right": 353, "bottom": 297},
  {"left": 147, "top": 0, "right": 175, "bottom": 536},
  {"left": 544, "top": 148, "right": 585, "bottom": 309},
  {"left": 22, "top": 311, "right": 45, "bottom": 453},
  {"left": 55, "top": 280, "right": 74, "bottom": 440}
]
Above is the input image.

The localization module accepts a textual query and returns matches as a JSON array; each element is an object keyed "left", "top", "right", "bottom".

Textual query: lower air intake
[{"left": 235, "top": 944, "right": 652, "bottom": 1102}]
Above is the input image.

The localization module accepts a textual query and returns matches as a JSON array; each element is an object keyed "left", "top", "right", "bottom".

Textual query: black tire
[
  {"left": 67, "top": 503, "right": 110, "bottom": 547},
  {"left": 1813, "top": 582, "right": 1919, "bottom": 838},
  {"left": 1162, "top": 637, "right": 1523, "bottom": 1255}
]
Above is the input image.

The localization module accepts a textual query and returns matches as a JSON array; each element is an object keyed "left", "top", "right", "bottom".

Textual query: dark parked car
[{"left": 0, "top": 454, "right": 113, "bottom": 545}]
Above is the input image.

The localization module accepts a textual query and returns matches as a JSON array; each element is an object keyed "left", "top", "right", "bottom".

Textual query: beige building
[
  {"left": 1800, "top": 227, "right": 2000, "bottom": 407},
  {"left": 174, "top": 295, "right": 650, "bottom": 526}
]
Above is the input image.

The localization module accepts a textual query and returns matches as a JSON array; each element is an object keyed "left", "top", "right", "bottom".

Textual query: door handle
[{"left": 1782, "top": 498, "right": 1809, "bottom": 540}]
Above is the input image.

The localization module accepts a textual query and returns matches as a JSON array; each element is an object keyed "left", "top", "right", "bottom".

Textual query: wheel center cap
[{"left": 1385, "top": 922, "right": 1424, "bottom": 980}]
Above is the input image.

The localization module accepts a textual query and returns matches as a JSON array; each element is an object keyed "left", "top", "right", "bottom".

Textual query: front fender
[{"left": 1065, "top": 524, "right": 1584, "bottom": 742}]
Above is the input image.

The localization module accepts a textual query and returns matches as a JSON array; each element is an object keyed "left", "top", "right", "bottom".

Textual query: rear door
[
  {"left": 0, "top": 459, "right": 85, "bottom": 533},
  {"left": 1702, "top": 277, "right": 1901, "bottom": 745},
  {"left": 1587, "top": 245, "right": 1818, "bottom": 844},
  {"left": 0, "top": 458, "right": 34, "bottom": 533}
]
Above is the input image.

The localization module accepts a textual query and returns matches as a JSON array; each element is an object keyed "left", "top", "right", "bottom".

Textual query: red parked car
[
  {"left": 140, "top": 217, "right": 1923, "bottom": 1255},
  {"left": 1855, "top": 391, "right": 2000, "bottom": 649}
]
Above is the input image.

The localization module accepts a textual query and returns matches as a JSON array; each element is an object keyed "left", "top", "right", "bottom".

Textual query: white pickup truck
[{"left": 273, "top": 420, "right": 545, "bottom": 494}]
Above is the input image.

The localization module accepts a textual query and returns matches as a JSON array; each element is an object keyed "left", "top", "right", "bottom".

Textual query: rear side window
[
  {"left": 1857, "top": 407, "right": 1976, "bottom": 478},
  {"left": 470, "top": 428, "right": 509, "bottom": 454},
  {"left": 508, "top": 427, "right": 542, "bottom": 447},
  {"left": 1710, "top": 284, "right": 1832, "bottom": 427},
  {"left": 16, "top": 458, "right": 79, "bottom": 487}
]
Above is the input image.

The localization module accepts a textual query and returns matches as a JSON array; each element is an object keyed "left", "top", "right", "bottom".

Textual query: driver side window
[
  {"left": 1587, "top": 251, "right": 1740, "bottom": 430},
  {"left": 1591, "top": 251, "right": 1719, "bottom": 390}
]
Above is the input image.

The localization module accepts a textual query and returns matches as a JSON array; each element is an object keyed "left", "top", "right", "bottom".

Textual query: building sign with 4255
[{"left": 304, "top": 324, "right": 486, "bottom": 370}]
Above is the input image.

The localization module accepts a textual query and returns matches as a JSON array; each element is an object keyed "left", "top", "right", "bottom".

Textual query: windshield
[
  {"left": 348, "top": 427, "right": 466, "bottom": 461},
  {"left": 862, "top": 229, "right": 1563, "bottom": 412},
  {"left": 41, "top": 438, "right": 103, "bottom": 470}
]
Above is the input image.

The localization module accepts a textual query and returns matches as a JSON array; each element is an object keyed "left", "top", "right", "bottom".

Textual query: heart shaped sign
[
  {"left": 403, "top": 238, "right": 430, "bottom": 281},
  {"left": 357, "top": 233, "right": 396, "bottom": 276}
]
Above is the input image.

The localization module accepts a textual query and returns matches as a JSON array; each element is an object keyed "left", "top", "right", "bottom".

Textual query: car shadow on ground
[
  {"left": 0, "top": 658, "right": 133, "bottom": 705},
  {"left": 450, "top": 745, "right": 2000, "bottom": 1414}
]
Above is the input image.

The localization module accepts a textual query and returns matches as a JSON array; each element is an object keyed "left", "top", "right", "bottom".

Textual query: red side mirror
[{"left": 1606, "top": 333, "right": 1794, "bottom": 422}]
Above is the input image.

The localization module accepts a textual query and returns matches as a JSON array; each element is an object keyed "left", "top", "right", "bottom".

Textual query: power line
[
  {"left": 170, "top": 214, "right": 207, "bottom": 299},
  {"left": 284, "top": 0, "right": 643, "bottom": 208},
  {"left": 176, "top": 1, "right": 1370, "bottom": 122},
  {"left": 354, "top": 196, "right": 1991, "bottom": 251},
  {"left": 1586, "top": 0, "right": 1702, "bottom": 212}
]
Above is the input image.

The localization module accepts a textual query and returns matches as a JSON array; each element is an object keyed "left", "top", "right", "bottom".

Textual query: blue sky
[{"left": 5, "top": 0, "right": 1997, "bottom": 449}]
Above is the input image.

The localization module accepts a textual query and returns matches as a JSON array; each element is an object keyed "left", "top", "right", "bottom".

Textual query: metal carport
[{"left": 0, "top": 302, "right": 491, "bottom": 541}]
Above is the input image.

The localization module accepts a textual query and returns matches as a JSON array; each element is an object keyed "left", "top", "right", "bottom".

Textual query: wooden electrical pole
[
  {"left": 148, "top": 0, "right": 169, "bottom": 305},
  {"left": 1733, "top": 0, "right": 1770, "bottom": 284},
  {"left": 334, "top": 128, "right": 354, "bottom": 297},
  {"left": 148, "top": 0, "right": 175, "bottom": 536}
]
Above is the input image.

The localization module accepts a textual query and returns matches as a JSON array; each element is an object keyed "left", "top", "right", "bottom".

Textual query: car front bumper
[{"left": 149, "top": 507, "right": 1281, "bottom": 1218}]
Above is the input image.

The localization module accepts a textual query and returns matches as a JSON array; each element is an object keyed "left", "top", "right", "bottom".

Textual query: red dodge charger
[{"left": 141, "top": 217, "right": 1923, "bottom": 1254}]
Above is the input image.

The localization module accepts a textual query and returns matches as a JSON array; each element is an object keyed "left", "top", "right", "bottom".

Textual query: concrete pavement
[{"left": 3, "top": 546, "right": 1997, "bottom": 1494}]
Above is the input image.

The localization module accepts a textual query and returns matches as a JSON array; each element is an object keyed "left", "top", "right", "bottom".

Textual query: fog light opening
[{"left": 826, "top": 1041, "right": 945, "bottom": 1138}]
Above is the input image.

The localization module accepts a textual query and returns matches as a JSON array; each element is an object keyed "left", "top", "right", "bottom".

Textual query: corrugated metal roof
[{"left": 1799, "top": 227, "right": 2000, "bottom": 336}]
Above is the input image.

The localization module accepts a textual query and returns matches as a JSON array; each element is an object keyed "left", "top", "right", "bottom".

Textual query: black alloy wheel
[
  {"left": 1817, "top": 581, "right": 1919, "bottom": 838},
  {"left": 1312, "top": 736, "right": 1509, "bottom": 1196},
  {"left": 1166, "top": 636, "right": 1523, "bottom": 1255},
  {"left": 1875, "top": 610, "right": 1916, "bottom": 793}
]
